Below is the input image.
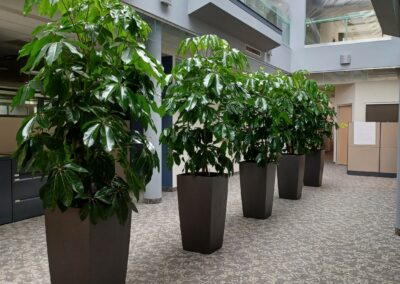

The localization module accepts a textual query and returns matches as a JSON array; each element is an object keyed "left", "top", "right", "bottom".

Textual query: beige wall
[
  {"left": 320, "top": 21, "right": 346, "bottom": 43},
  {"left": 331, "top": 79, "right": 400, "bottom": 163}
]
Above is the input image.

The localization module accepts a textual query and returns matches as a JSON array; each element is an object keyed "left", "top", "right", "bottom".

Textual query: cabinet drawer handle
[
  {"left": 14, "top": 176, "right": 43, "bottom": 182},
  {"left": 14, "top": 197, "right": 41, "bottom": 204}
]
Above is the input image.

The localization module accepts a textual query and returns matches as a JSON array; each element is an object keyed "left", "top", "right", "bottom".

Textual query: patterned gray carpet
[{"left": 1, "top": 163, "right": 400, "bottom": 283}]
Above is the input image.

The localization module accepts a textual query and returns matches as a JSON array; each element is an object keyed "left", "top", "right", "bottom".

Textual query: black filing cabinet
[
  {"left": 0, "top": 157, "right": 12, "bottom": 225},
  {"left": 12, "top": 161, "right": 44, "bottom": 222},
  {"left": 0, "top": 156, "right": 44, "bottom": 225}
]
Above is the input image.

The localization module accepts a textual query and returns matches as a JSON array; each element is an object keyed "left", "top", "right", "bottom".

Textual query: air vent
[
  {"left": 245, "top": 45, "right": 262, "bottom": 57},
  {"left": 160, "top": 0, "right": 172, "bottom": 6},
  {"left": 340, "top": 54, "right": 351, "bottom": 65}
]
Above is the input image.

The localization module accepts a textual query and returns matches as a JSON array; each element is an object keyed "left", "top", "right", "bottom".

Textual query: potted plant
[
  {"left": 232, "top": 71, "right": 284, "bottom": 219},
  {"left": 303, "top": 82, "right": 337, "bottom": 187},
  {"left": 13, "top": 1, "right": 163, "bottom": 283},
  {"left": 160, "top": 35, "right": 248, "bottom": 254},
  {"left": 276, "top": 71, "right": 315, "bottom": 200}
]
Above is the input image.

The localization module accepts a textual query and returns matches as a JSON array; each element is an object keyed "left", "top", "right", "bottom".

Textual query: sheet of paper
[{"left": 354, "top": 122, "right": 376, "bottom": 145}]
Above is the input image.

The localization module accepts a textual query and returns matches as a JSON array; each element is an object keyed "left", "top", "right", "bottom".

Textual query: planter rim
[
  {"left": 281, "top": 153, "right": 306, "bottom": 156},
  {"left": 240, "top": 160, "right": 277, "bottom": 166},
  {"left": 178, "top": 173, "right": 228, "bottom": 178},
  {"left": 307, "top": 149, "right": 325, "bottom": 153}
]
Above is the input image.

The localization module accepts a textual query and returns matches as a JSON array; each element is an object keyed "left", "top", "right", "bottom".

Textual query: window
[
  {"left": 0, "top": 95, "right": 39, "bottom": 117},
  {"left": 305, "top": 0, "right": 383, "bottom": 45},
  {"left": 237, "top": 0, "right": 291, "bottom": 45}
]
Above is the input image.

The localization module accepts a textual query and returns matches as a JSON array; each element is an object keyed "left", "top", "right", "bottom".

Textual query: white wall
[
  {"left": 353, "top": 80, "right": 400, "bottom": 122},
  {"left": 293, "top": 37, "right": 400, "bottom": 73}
]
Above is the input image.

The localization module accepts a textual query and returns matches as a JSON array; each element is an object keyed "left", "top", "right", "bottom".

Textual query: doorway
[
  {"left": 161, "top": 55, "right": 173, "bottom": 191},
  {"left": 337, "top": 105, "right": 352, "bottom": 165}
]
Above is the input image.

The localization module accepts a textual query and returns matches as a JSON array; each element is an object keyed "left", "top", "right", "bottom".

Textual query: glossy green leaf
[{"left": 45, "top": 42, "right": 62, "bottom": 66}]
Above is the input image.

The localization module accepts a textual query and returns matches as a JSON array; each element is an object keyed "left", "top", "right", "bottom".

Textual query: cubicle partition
[
  {"left": 347, "top": 122, "right": 397, "bottom": 177},
  {"left": 0, "top": 116, "right": 44, "bottom": 225}
]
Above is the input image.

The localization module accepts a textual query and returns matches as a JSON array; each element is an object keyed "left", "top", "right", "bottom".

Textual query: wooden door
[{"left": 337, "top": 105, "right": 352, "bottom": 165}]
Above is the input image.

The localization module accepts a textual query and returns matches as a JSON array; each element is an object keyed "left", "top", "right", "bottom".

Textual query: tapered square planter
[
  {"left": 45, "top": 208, "right": 131, "bottom": 284},
  {"left": 177, "top": 174, "right": 228, "bottom": 254},
  {"left": 277, "top": 154, "right": 305, "bottom": 200},
  {"left": 304, "top": 150, "right": 325, "bottom": 187},
  {"left": 239, "top": 162, "right": 276, "bottom": 219}
]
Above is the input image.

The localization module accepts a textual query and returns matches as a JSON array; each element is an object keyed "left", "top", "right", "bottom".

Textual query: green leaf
[
  {"left": 95, "top": 189, "right": 112, "bottom": 204},
  {"left": 215, "top": 74, "right": 223, "bottom": 95},
  {"left": 45, "top": 42, "right": 62, "bottom": 66},
  {"left": 101, "top": 125, "right": 115, "bottom": 152},
  {"left": 12, "top": 83, "right": 35, "bottom": 107},
  {"left": 203, "top": 73, "right": 215, "bottom": 88},
  {"left": 17, "top": 116, "right": 36, "bottom": 142},
  {"left": 63, "top": 42, "right": 83, "bottom": 58},
  {"left": 101, "top": 83, "right": 117, "bottom": 100},
  {"left": 121, "top": 48, "right": 133, "bottom": 64},
  {"left": 64, "top": 163, "right": 89, "bottom": 174},
  {"left": 83, "top": 123, "right": 100, "bottom": 147}
]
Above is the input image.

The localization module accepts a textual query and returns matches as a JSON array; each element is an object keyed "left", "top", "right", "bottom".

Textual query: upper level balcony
[{"left": 188, "top": 0, "right": 286, "bottom": 51}]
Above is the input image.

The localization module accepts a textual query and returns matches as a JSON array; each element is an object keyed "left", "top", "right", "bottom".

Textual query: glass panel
[
  {"left": 238, "top": 0, "right": 291, "bottom": 45},
  {"left": 0, "top": 94, "right": 39, "bottom": 117},
  {"left": 9, "top": 106, "right": 28, "bottom": 116},
  {"left": 306, "top": 0, "right": 383, "bottom": 45},
  {"left": 0, "top": 105, "right": 7, "bottom": 115}
]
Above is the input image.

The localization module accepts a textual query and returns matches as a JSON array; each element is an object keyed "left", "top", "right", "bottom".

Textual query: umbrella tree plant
[
  {"left": 276, "top": 70, "right": 317, "bottom": 155},
  {"left": 275, "top": 70, "right": 318, "bottom": 199},
  {"left": 14, "top": 0, "right": 164, "bottom": 223},
  {"left": 161, "top": 34, "right": 249, "bottom": 176},
  {"left": 233, "top": 70, "right": 286, "bottom": 166},
  {"left": 231, "top": 70, "right": 287, "bottom": 219},
  {"left": 301, "top": 76, "right": 337, "bottom": 186},
  {"left": 160, "top": 34, "right": 248, "bottom": 253},
  {"left": 304, "top": 80, "right": 337, "bottom": 154},
  {"left": 13, "top": 0, "right": 164, "bottom": 282}
]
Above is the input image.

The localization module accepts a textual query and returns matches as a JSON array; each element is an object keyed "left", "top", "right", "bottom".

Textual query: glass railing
[
  {"left": 237, "top": 0, "right": 291, "bottom": 46},
  {"left": 306, "top": 10, "right": 383, "bottom": 45}
]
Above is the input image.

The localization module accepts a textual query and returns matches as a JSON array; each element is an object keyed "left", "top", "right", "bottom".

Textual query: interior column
[{"left": 144, "top": 19, "right": 162, "bottom": 204}]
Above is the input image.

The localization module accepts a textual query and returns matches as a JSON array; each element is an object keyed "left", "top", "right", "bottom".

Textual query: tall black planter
[
  {"left": 45, "top": 209, "right": 131, "bottom": 284},
  {"left": 177, "top": 174, "right": 228, "bottom": 254},
  {"left": 304, "top": 150, "right": 325, "bottom": 187},
  {"left": 277, "top": 154, "right": 305, "bottom": 200},
  {"left": 240, "top": 162, "right": 276, "bottom": 219}
]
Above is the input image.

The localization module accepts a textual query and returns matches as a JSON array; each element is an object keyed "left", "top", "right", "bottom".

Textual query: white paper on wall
[{"left": 354, "top": 122, "right": 376, "bottom": 145}]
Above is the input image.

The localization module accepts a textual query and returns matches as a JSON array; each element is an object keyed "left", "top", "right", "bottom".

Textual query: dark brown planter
[
  {"left": 45, "top": 208, "right": 131, "bottom": 284},
  {"left": 177, "top": 174, "right": 228, "bottom": 254},
  {"left": 304, "top": 150, "right": 325, "bottom": 187},
  {"left": 239, "top": 161, "right": 276, "bottom": 219},
  {"left": 277, "top": 154, "right": 305, "bottom": 200}
]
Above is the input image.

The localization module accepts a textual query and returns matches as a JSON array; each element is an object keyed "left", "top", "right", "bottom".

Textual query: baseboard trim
[
  {"left": 162, "top": 187, "right": 177, "bottom": 192},
  {"left": 143, "top": 198, "right": 162, "bottom": 204},
  {"left": 347, "top": 171, "right": 396, "bottom": 178}
]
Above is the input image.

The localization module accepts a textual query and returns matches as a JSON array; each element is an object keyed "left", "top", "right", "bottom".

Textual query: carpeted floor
[{"left": 1, "top": 162, "right": 399, "bottom": 283}]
